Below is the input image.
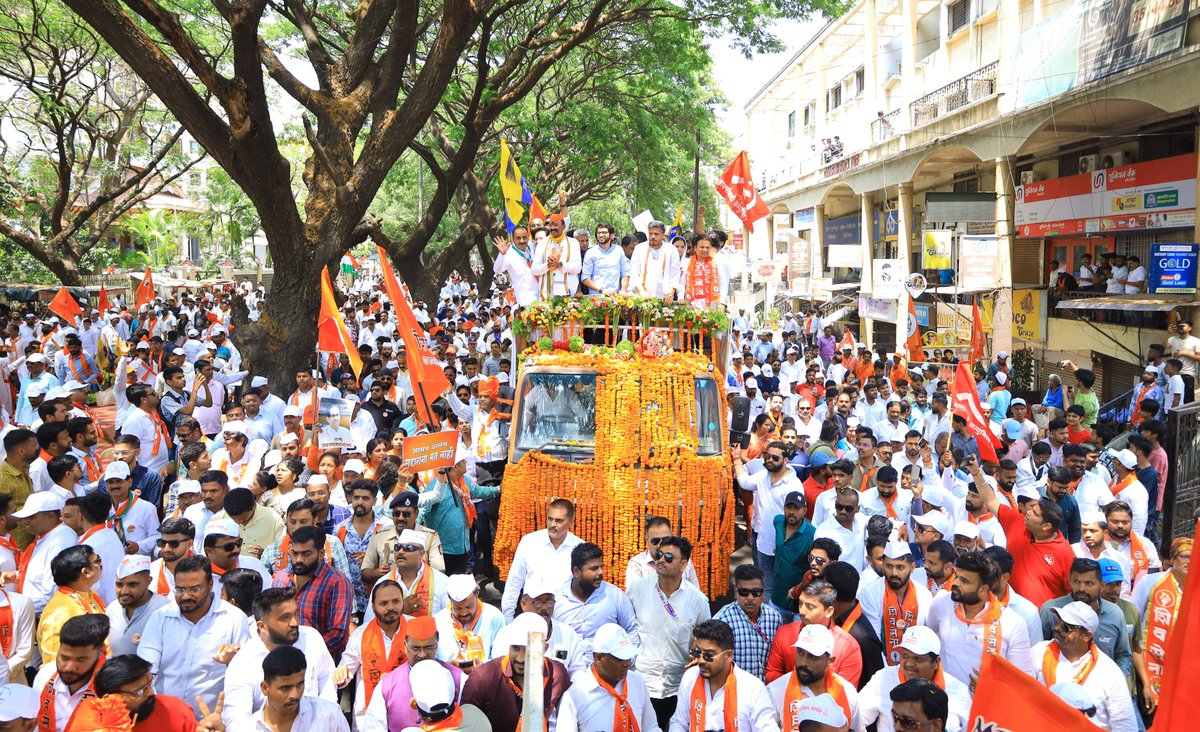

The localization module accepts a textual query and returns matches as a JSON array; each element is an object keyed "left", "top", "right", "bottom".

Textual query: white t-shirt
[
  {"left": 1107, "top": 265, "right": 1128, "bottom": 293},
  {"left": 1124, "top": 265, "right": 1147, "bottom": 294},
  {"left": 1167, "top": 334, "right": 1200, "bottom": 377},
  {"left": 1166, "top": 373, "right": 1186, "bottom": 411}
]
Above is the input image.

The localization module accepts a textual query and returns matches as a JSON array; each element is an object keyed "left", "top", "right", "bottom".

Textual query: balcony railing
[
  {"left": 909, "top": 61, "right": 998, "bottom": 128},
  {"left": 872, "top": 109, "right": 902, "bottom": 144}
]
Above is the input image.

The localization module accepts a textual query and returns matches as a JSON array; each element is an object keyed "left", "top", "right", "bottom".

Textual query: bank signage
[{"left": 1149, "top": 243, "right": 1199, "bottom": 294}]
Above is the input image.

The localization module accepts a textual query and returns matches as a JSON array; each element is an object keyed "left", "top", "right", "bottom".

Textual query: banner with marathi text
[{"left": 401, "top": 432, "right": 459, "bottom": 473}]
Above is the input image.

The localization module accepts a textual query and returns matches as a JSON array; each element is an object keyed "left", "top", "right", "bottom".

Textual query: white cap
[
  {"left": 1014, "top": 484, "right": 1041, "bottom": 503},
  {"left": 847, "top": 416, "right": 860, "bottom": 428},
  {"left": 497, "top": 373, "right": 510, "bottom": 384},
  {"left": 187, "top": 328, "right": 199, "bottom": 337},
  {"left": 279, "top": 432, "right": 300, "bottom": 446},
  {"left": 793, "top": 623, "right": 834, "bottom": 656},
  {"left": 446, "top": 574, "right": 478, "bottom": 602},
  {"left": 1050, "top": 682, "right": 1095, "bottom": 712},
  {"left": 997, "top": 351, "right": 1009, "bottom": 359},
  {"left": 61, "top": 380, "right": 87, "bottom": 393},
  {"left": 499, "top": 612, "right": 549, "bottom": 649},
  {"left": 134, "top": 341, "right": 149, "bottom": 350},
  {"left": 953, "top": 520, "right": 980, "bottom": 540},
  {"left": 176, "top": 479, "right": 201, "bottom": 496},
  {"left": 13, "top": 491, "right": 65, "bottom": 518},
  {"left": 1051, "top": 601, "right": 1099, "bottom": 633},
  {"left": 762, "top": 364, "right": 774, "bottom": 377},
  {"left": 1080, "top": 510, "right": 1106, "bottom": 526},
  {"left": 26, "top": 384, "right": 45, "bottom": 398},
  {"left": 409, "top": 660, "right": 456, "bottom": 713},
  {"left": 920, "top": 486, "right": 950, "bottom": 509},
  {"left": 204, "top": 343, "right": 217, "bottom": 351},
  {"left": 250, "top": 376, "right": 269, "bottom": 388},
  {"left": 1114, "top": 449, "right": 1137, "bottom": 470},
  {"left": 396, "top": 529, "right": 427, "bottom": 548},
  {"left": 745, "top": 377, "right": 758, "bottom": 389},
  {"left": 897, "top": 625, "right": 941, "bottom": 656},
  {"left": 785, "top": 693, "right": 847, "bottom": 728},
  {"left": 342, "top": 458, "right": 365, "bottom": 474},
  {"left": 116, "top": 554, "right": 152, "bottom": 579},
  {"left": 995, "top": 372, "right": 1007, "bottom": 385},
  {"left": 262, "top": 450, "right": 282, "bottom": 470},
  {"left": 203, "top": 518, "right": 240, "bottom": 542},
  {"left": 593, "top": 623, "right": 639, "bottom": 660},
  {"left": 883, "top": 541, "right": 913, "bottom": 560},
  {"left": 283, "top": 405, "right": 303, "bottom": 417},
  {"left": 522, "top": 573, "right": 561, "bottom": 599},
  {"left": 0, "top": 684, "right": 38, "bottom": 722},
  {"left": 103, "top": 461, "right": 131, "bottom": 481},
  {"left": 913, "top": 511, "right": 950, "bottom": 538},
  {"left": 221, "top": 420, "right": 247, "bottom": 435},
  {"left": 306, "top": 474, "right": 328, "bottom": 487}
]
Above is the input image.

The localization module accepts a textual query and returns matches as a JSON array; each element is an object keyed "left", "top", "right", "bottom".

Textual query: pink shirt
[{"left": 1149, "top": 446, "right": 1168, "bottom": 510}]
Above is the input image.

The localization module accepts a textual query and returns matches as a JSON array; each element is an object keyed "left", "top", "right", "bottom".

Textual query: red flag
[
  {"left": 715, "top": 151, "right": 769, "bottom": 232},
  {"left": 968, "top": 652, "right": 1097, "bottom": 732},
  {"left": 904, "top": 298, "right": 925, "bottom": 362},
  {"left": 838, "top": 326, "right": 855, "bottom": 352},
  {"left": 317, "top": 269, "right": 363, "bottom": 379},
  {"left": 950, "top": 362, "right": 1002, "bottom": 464},
  {"left": 97, "top": 286, "right": 111, "bottom": 313},
  {"left": 1151, "top": 522, "right": 1200, "bottom": 731},
  {"left": 968, "top": 297, "right": 985, "bottom": 364},
  {"left": 376, "top": 246, "right": 451, "bottom": 427},
  {"left": 134, "top": 268, "right": 155, "bottom": 308},
  {"left": 529, "top": 195, "right": 547, "bottom": 223},
  {"left": 48, "top": 287, "right": 83, "bottom": 324}
]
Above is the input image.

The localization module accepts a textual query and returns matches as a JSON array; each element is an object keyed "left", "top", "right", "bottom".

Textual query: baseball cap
[
  {"left": 1002, "top": 419, "right": 1022, "bottom": 441},
  {"left": 1097, "top": 558, "right": 1124, "bottom": 584},
  {"left": 103, "top": 461, "right": 131, "bottom": 481},
  {"left": 1011, "top": 397, "right": 1027, "bottom": 407},
  {"left": 898, "top": 625, "right": 941, "bottom": 656},
  {"left": 745, "top": 378, "right": 758, "bottom": 389},
  {"left": 786, "top": 693, "right": 847, "bottom": 728},
  {"left": 883, "top": 541, "right": 913, "bottom": 560},
  {"left": 593, "top": 623, "right": 639, "bottom": 660},
  {"left": 409, "top": 660, "right": 456, "bottom": 713},
  {"left": 116, "top": 554, "right": 152, "bottom": 579},
  {"left": 809, "top": 453, "right": 835, "bottom": 468},
  {"left": 1051, "top": 601, "right": 1099, "bottom": 633},
  {"left": 522, "top": 573, "right": 561, "bottom": 599},
  {"left": 913, "top": 511, "right": 950, "bottom": 537},
  {"left": 447, "top": 574, "right": 478, "bottom": 603},
  {"left": 13, "top": 491, "right": 65, "bottom": 518},
  {"left": 203, "top": 518, "right": 240, "bottom": 542},
  {"left": 1014, "top": 484, "right": 1041, "bottom": 503},
  {"left": 176, "top": 479, "right": 201, "bottom": 496},
  {"left": 1114, "top": 449, "right": 1137, "bottom": 470},
  {"left": 784, "top": 491, "right": 806, "bottom": 508},
  {"left": 997, "top": 351, "right": 1009, "bottom": 359},
  {"left": 390, "top": 491, "right": 418, "bottom": 509},
  {"left": 952, "top": 520, "right": 980, "bottom": 540},
  {"left": 61, "top": 380, "right": 88, "bottom": 393},
  {"left": 221, "top": 420, "right": 247, "bottom": 436},
  {"left": 250, "top": 376, "right": 269, "bottom": 388},
  {"left": 342, "top": 458, "right": 366, "bottom": 474},
  {"left": 0, "top": 684, "right": 38, "bottom": 722},
  {"left": 26, "top": 353, "right": 45, "bottom": 364},
  {"left": 793, "top": 623, "right": 834, "bottom": 656}
]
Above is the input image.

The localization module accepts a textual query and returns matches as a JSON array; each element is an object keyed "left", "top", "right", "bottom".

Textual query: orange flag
[
  {"left": 950, "top": 362, "right": 1001, "bottom": 464},
  {"left": 318, "top": 269, "right": 363, "bottom": 379},
  {"left": 838, "top": 326, "right": 855, "bottom": 352},
  {"left": 968, "top": 297, "right": 985, "bottom": 364},
  {"left": 1151, "top": 522, "right": 1200, "bottom": 731},
  {"left": 49, "top": 287, "right": 83, "bottom": 324},
  {"left": 715, "top": 151, "right": 770, "bottom": 232},
  {"left": 969, "top": 653, "right": 1098, "bottom": 732},
  {"left": 97, "top": 286, "right": 111, "bottom": 313},
  {"left": 376, "top": 246, "right": 451, "bottom": 427},
  {"left": 904, "top": 297, "right": 925, "bottom": 362},
  {"left": 134, "top": 268, "right": 155, "bottom": 308},
  {"left": 529, "top": 195, "right": 548, "bottom": 223}
]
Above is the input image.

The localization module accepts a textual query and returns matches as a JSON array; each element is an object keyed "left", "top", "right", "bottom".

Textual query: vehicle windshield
[{"left": 513, "top": 371, "right": 598, "bottom": 460}]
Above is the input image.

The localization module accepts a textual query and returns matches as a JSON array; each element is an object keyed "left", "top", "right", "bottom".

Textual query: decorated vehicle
[{"left": 494, "top": 295, "right": 736, "bottom": 596}]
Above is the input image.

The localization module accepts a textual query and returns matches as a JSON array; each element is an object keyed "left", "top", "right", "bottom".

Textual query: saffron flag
[
  {"left": 950, "top": 362, "right": 1001, "bottom": 464},
  {"left": 529, "top": 194, "right": 548, "bottom": 224},
  {"left": 498, "top": 139, "right": 531, "bottom": 233},
  {"left": 1150, "top": 522, "right": 1200, "bottom": 731},
  {"left": 968, "top": 297, "right": 986, "bottom": 364},
  {"left": 904, "top": 298, "right": 925, "bottom": 362},
  {"left": 317, "top": 269, "right": 363, "bottom": 380},
  {"left": 134, "top": 268, "right": 155, "bottom": 308},
  {"left": 715, "top": 151, "right": 769, "bottom": 232},
  {"left": 376, "top": 246, "right": 451, "bottom": 427},
  {"left": 838, "top": 326, "right": 856, "bottom": 352},
  {"left": 97, "top": 286, "right": 111, "bottom": 313},
  {"left": 968, "top": 653, "right": 1097, "bottom": 732},
  {"left": 668, "top": 204, "right": 684, "bottom": 239},
  {"left": 49, "top": 287, "right": 83, "bottom": 324}
]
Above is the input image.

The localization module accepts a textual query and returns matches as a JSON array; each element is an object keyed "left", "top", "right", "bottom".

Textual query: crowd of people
[{"left": 0, "top": 215, "right": 1191, "bottom": 732}]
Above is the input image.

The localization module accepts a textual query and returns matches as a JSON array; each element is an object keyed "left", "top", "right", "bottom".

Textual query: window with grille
[
  {"left": 828, "top": 85, "right": 842, "bottom": 110},
  {"left": 855, "top": 68, "right": 865, "bottom": 95},
  {"left": 787, "top": 111, "right": 796, "bottom": 138},
  {"left": 948, "top": 0, "right": 970, "bottom": 34},
  {"left": 803, "top": 103, "right": 814, "bottom": 128}
]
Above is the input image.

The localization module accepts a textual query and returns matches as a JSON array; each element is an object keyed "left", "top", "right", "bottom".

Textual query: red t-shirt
[
  {"left": 803, "top": 476, "right": 831, "bottom": 521},
  {"left": 134, "top": 695, "right": 197, "bottom": 731},
  {"left": 765, "top": 620, "right": 863, "bottom": 686},
  {"left": 1067, "top": 426, "right": 1092, "bottom": 445},
  {"left": 997, "top": 504, "right": 1073, "bottom": 607}
]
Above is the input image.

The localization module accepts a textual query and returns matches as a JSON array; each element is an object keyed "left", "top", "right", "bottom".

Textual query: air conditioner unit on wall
[
  {"left": 1020, "top": 170, "right": 1039, "bottom": 185},
  {"left": 1099, "top": 143, "right": 1139, "bottom": 169},
  {"left": 1078, "top": 155, "right": 1101, "bottom": 173}
]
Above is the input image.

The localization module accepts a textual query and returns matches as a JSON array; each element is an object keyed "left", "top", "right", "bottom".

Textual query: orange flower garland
[{"left": 495, "top": 347, "right": 735, "bottom": 596}]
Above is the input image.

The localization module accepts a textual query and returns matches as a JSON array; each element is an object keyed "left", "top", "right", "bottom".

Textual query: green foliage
[
  {"left": 0, "top": 247, "right": 58, "bottom": 284},
  {"left": 198, "top": 167, "right": 262, "bottom": 267},
  {"left": 123, "top": 210, "right": 179, "bottom": 269}
]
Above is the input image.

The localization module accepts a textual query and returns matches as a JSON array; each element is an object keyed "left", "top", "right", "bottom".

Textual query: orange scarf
[
  {"left": 155, "top": 555, "right": 189, "bottom": 595},
  {"left": 1144, "top": 572, "right": 1181, "bottom": 695},
  {"left": 17, "top": 533, "right": 48, "bottom": 594},
  {"left": 67, "top": 354, "right": 93, "bottom": 381},
  {"left": 689, "top": 664, "right": 737, "bottom": 732},
  {"left": 882, "top": 581, "right": 919, "bottom": 665},
  {"left": 39, "top": 665, "right": 101, "bottom": 732},
  {"left": 928, "top": 569, "right": 955, "bottom": 594},
  {"left": 540, "top": 239, "right": 573, "bottom": 298},
  {"left": 144, "top": 408, "right": 170, "bottom": 457},
  {"left": 452, "top": 476, "right": 477, "bottom": 528},
  {"left": 1041, "top": 641, "right": 1099, "bottom": 686},
  {"left": 686, "top": 256, "right": 720, "bottom": 306},
  {"left": 1132, "top": 383, "right": 1156, "bottom": 425},
  {"left": 878, "top": 489, "right": 898, "bottom": 517},
  {"left": 967, "top": 511, "right": 994, "bottom": 524},
  {"left": 452, "top": 601, "right": 487, "bottom": 664},
  {"left": 77, "top": 451, "right": 102, "bottom": 483},
  {"left": 216, "top": 451, "right": 252, "bottom": 486},
  {"left": 421, "top": 706, "right": 465, "bottom": 731},
  {"left": 1109, "top": 472, "right": 1137, "bottom": 498},
  {"left": 289, "top": 388, "right": 320, "bottom": 426},
  {"left": 954, "top": 595, "right": 1004, "bottom": 661},
  {"left": 592, "top": 666, "right": 641, "bottom": 732},
  {"left": 839, "top": 603, "right": 863, "bottom": 633},
  {"left": 639, "top": 245, "right": 670, "bottom": 293},
  {"left": 0, "top": 589, "right": 12, "bottom": 656},
  {"left": 782, "top": 668, "right": 851, "bottom": 732},
  {"left": 388, "top": 562, "right": 435, "bottom": 617},
  {"left": 1126, "top": 533, "right": 1150, "bottom": 578},
  {"left": 56, "top": 586, "right": 106, "bottom": 614},
  {"left": 361, "top": 619, "right": 408, "bottom": 705}
]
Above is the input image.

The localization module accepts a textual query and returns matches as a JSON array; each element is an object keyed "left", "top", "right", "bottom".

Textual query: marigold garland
[{"left": 496, "top": 344, "right": 735, "bottom": 597}]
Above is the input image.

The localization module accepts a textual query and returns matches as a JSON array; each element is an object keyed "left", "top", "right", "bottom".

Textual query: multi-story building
[{"left": 740, "top": 0, "right": 1200, "bottom": 407}]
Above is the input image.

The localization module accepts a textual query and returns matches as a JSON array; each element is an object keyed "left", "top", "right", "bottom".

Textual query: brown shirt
[
  {"left": 361, "top": 524, "right": 445, "bottom": 573},
  {"left": 460, "top": 656, "right": 570, "bottom": 731},
  {"left": 0, "top": 460, "right": 34, "bottom": 548}
]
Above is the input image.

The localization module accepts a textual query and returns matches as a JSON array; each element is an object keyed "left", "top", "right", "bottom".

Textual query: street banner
[
  {"left": 922, "top": 230, "right": 953, "bottom": 269},
  {"left": 950, "top": 362, "right": 1001, "bottom": 464},
  {"left": 316, "top": 397, "right": 357, "bottom": 450},
  {"left": 1149, "top": 243, "right": 1199, "bottom": 294},
  {"left": 858, "top": 296, "right": 897, "bottom": 322},
  {"left": 715, "top": 151, "right": 769, "bottom": 232},
  {"left": 968, "top": 653, "right": 1097, "bottom": 732},
  {"left": 402, "top": 431, "right": 460, "bottom": 473},
  {"left": 872, "top": 258, "right": 903, "bottom": 299}
]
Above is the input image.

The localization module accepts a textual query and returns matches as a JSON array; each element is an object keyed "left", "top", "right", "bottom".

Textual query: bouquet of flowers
[{"left": 638, "top": 328, "right": 674, "bottom": 359}]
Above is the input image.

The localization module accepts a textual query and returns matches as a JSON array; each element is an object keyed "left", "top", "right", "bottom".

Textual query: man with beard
[
  {"left": 84, "top": 654, "right": 198, "bottom": 730},
  {"left": 31, "top": 613, "right": 108, "bottom": 732},
  {"left": 857, "top": 542, "right": 932, "bottom": 667},
  {"left": 334, "top": 581, "right": 407, "bottom": 729},
  {"left": 855, "top": 626, "right": 971, "bottom": 732},
  {"left": 860, "top": 465, "right": 914, "bottom": 527},
  {"left": 335, "top": 479, "right": 386, "bottom": 617},
  {"left": 1073, "top": 511, "right": 1132, "bottom": 587},
  {"left": 1104, "top": 500, "right": 1161, "bottom": 586},
  {"left": 1133, "top": 536, "right": 1191, "bottom": 713},
  {"left": 361, "top": 615, "right": 463, "bottom": 731},
  {"left": 925, "top": 551, "right": 1032, "bottom": 691},
  {"left": 222, "top": 587, "right": 337, "bottom": 723},
  {"left": 231, "top": 647, "right": 349, "bottom": 731},
  {"left": 270, "top": 525, "right": 354, "bottom": 659},
  {"left": 553, "top": 542, "right": 637, "bottom": 656},
  {"left": 519, "top": 574, "right": 588, "bottom": 674},
  {"left": 668, "top": 619, "right": 778, "bottom": 731},
  {"left": 766, "top": 580, "right": 862, "bottom": 686},
  {"left": 461, "top": 612, "right": 571, "bottom": 732},
  {"left": 766, "top": 623, "right": 858, "bottom": 729},
  {"left": 433, "top": 574, "right": 506, "bottom": 669},
  {"left": 107, "top": 555, "right": 170, "bottom": 656},
  {"left": 1038, "top": 558, "right": 1133, "bottom": 677},
  {"left": 961, "top": 481, "right": 1006, "bottom": 548},
  {"left": 360, "top": 491, "right": 445, "bottom": 585},
  {"left": 558, "top": 623, "right": 656, "bottom": 730},
  {"left": 824, "top": 561, "right": 885, "bottom": 690},
  {"left": 148, "top": 517, "right": 195, "bottom": 596}
]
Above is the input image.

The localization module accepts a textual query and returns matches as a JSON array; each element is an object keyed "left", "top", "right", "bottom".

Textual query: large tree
[
  {"left": 62, "top": 0, "right": 841, "bottom": 386},
  {"left": 0, "top": 0, "right": 201, "bottom": 286}
]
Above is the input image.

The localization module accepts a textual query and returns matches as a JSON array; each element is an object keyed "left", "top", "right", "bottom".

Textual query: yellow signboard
[
  {"left": 1012, "top": 288, "right": 1043, "bottom": 341},
  {"left": 922, "top": 230, "right": 953, "bottom": 269}
]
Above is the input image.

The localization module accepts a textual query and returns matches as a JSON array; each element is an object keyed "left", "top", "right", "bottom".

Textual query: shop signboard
[
  {"left": 859, "top": 296, "right": 898, "bottom": 321},
  {"left": 958, "top": 236, "right": 999, "bottom": 290},
  {"left": 1149, "top": 243, "right": 1199, "bottom": 294}
]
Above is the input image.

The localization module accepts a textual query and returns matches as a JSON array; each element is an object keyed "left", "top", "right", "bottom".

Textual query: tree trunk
[
  {"left": 393, "top": 245, "right": 447, "bottom": 305},
  {"left": 44, "top": 256, "right": 85, "bottom": 288}
]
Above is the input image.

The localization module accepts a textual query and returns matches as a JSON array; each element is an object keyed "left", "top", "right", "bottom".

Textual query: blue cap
[
  {"left": 809, "top": 453, "right": 835, "bottom": 468},
  {"left": 1002, "top": 419, "right": 1022, "bottom": 441},
  {"left": 1097, "top": 558, "right": 1124, "bottom": 584}
]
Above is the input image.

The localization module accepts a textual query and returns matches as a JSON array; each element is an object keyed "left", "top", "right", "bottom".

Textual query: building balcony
[{"left": 909, "top": 61, "right": 998, "bottom": 129}]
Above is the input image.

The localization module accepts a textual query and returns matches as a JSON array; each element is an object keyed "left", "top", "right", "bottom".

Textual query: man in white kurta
[
  {"left": 492, "top": 229, "right": 541, "bottom": 308},
  {"left": 625, "top": 224, "right": 682, "bottom": 299}
]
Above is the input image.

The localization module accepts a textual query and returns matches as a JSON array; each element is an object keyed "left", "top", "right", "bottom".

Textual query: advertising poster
[
  {"left": 1149, "top": 243, "right": 1199, "bottom": 294},
  {"left": 958, "top": 236, "right": 999, "bottom": 290},
  {"left": 1012, "top": 289, "right": 1046, "bottom": 342},
  {"left": 922, "top": 230, "right": 953, "bottom": 269},
  {"left": 872, "top": 258, "right": 904, "bottom": 299}
]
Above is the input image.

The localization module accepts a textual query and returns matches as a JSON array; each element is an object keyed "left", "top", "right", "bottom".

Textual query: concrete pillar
[
  {"left": 865, "top": 0, "right": 879, "bottom": 99},
  {"left": 860, "top": 193, "right": 876, "bottom": 349},
  {"left": 994, "top": 156, "right": 1015, "bottom": 356},
  {"left": 816, "top": 44, "right": 829, "bottom": 151},
  {"left": 814, "top": 204, "right": 826, "bottom": 310},
  {"left": 901, "top": 0, "right": 918, "bottom": 110},
  {"left": 896, "top": 182, "right": 915, "bottom": 353}
]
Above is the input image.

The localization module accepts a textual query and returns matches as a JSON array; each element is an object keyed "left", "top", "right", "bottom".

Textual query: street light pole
[{"left": 692, "top": 130, "right": 701, "bottom": 231}]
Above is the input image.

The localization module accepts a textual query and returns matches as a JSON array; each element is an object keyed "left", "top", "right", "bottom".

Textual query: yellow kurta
[{"left": 37, "top": 588, "right": 106, "bottom": 665}]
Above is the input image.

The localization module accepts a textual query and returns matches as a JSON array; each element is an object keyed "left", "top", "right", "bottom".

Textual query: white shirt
[
  {"left": 0, "top": 588, "right": 35, "bottom": 675},
  {"left": 1107, "top": 265, "right": 1128, "bottom": 293},
  {"left": 627, "top": 242, "right": 682, "bottom": 298},
  {"left": 814, "top": 515, "right": 870, "bottom": 572},
  {"left": 435, "top": 601, "right": 507, "bottom": 664},
  {"left": 183, "top": 502, "right": 216, "bottom": 554},
  {"left": 999, "top": 587, "right": 1045, "bottom": 645},
  {"left": 1073, "top": 472, "right": 1115, "bottom": 519},
  {"left": 1109, "top": 535, "right": 1162, "bottom": 585},
  {"left": 339, "top": 621, "right": 403, "bottom": 728},
  {"left": 859, "top": 487, "right": 914, "bottom": 526},
  {"left": 626, "top": 576, "right": 712, "bottom": 697},
  {"left": 1030, "top": 641, "right": 1137, "bottom": 732},
  {"left": 121, "top": 407, "right": 171, "bottom": 472},
  {"left": 81, "top": 526, "right": 126, "bottom": 605},
  {"left": 767, "top": 669, "right": 859, "bottom": 731},
  {"left": 138, "top": 594, "right": 252, "bottom": 717},
  {"left": 211, "top": 446, "right": 264, "bottom": 490},
  {"left": 18, "top": 523, "right": 77, "bottom": 612},
  {"left": 736, "top": 467, "right": 802, "bottom": 556},
  {"left": 365, "top": 563, "right": 450, "bottom": 623},
  {"left": 854, "top": 663, "right": 971, "bottom": 732},
  {"left": 553, "top": 582, "right": 639, "bottom": 660},
  {"left": 856, "top": 578, "right": 933, "bottom": 665},
  {"left": 1167, "top": 334, "right": 1200, "bottom": 377},
  {"left": 558, "top": 667, "right": 659, "bottom": 732},
  {"left": 924, "top": 592, "right": 1033, "bottom": 683},
  {"left": 500, "top": 529, "right": 583, "bottom": 621},
  {"left": 111, "top": 495, "right": 162, "bottom": 555},
  {"left": 228, "top": 695, "right": 350, "bottom": 732},
  {"left": 624, "top": 550, "right": 700, "bottom": 589},
  {"left": 1110, "top": 478, "right": 1149, "bottom": 535},
  {"left": 1166, "top": 373, "right": 1186, "bottom": 410},
  {"left": 106, "top": 592, "right": 170, "bottom": 657},
  {"left": 223, "top": 626, "right": 337, "bottom": 723},
  {"left": 493, "top": 244, "right": 540, "bottom": 308},
  {"left": 32, "top": 661, "right": 97, "bottom": 732},
  {"left": 1124, "top": 265, "right": 1147, "bottom": 294},
  {"left": 533, "top": 236, "right": 583, "bottom": 298},
  {"left": 668, "top": 664, "right": 780, "bottom": 732}
]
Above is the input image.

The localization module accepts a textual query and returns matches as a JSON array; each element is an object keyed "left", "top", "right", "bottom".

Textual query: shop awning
[{"left": 1055, "top": 295, "right": 1194, "bottom": 312}]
